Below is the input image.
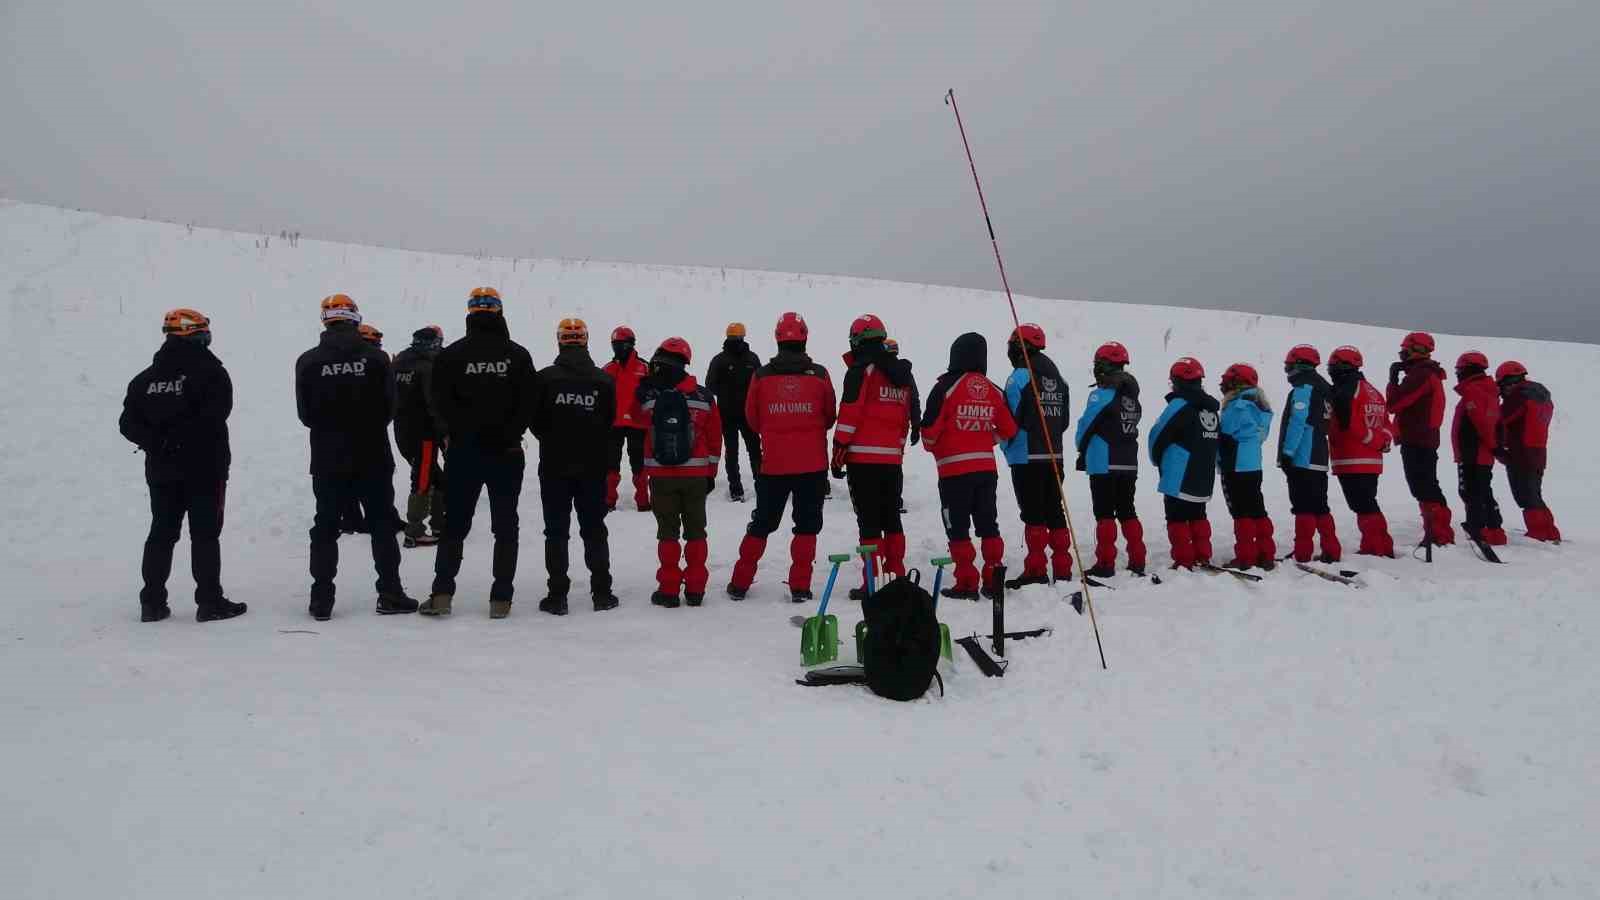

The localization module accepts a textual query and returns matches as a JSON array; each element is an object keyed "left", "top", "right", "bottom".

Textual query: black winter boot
[
  {"left": 198, "top": 599, "right": 248, "bottom": 622},
  {"left": 376, "top": 591, "right": 419, "bottom": 615}
]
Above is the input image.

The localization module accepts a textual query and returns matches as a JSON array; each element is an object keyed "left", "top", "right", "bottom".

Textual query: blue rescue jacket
[
  {"left": 1218, "top": 388, "right": 1272, "bottom": 474},
  {"left": 1147, "top": 386, "right": 1221, "bottom": 502},
  {"left": 1002, "top": 351, "right": 1068, "bottom": 467},
  {"left": 1278, "top": 370, "right": 1333, "bottom": 471},
  {"left": 1074, "top": 371, "right": 1142, "bottom": 475}
]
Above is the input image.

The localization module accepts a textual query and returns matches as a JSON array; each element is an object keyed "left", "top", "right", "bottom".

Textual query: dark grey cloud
[{"left": 4, "top": 0, "right": 1596, "bottom": 341}]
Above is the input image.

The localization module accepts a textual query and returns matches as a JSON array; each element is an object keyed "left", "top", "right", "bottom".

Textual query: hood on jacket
[
  {"left": 154, "top": 333, "right": 217, "bottom": 365},
  {"left": 554, "top": 345, "right": 597, "bottom": 370},
  {"left": 465, "top": 311, "right": 510, "bottom": 339},
  {"left": 723, "top": 337, "right": 750, "bottom": 355},
  {"left": 1224, "top": 385, "right": 1270, "bottom": 411},
  {"left": 765, "top": 347, "right": 817, "bottom": 374},
  {"left": 947, "top": 332, "right": 987, "bottom": 376}
]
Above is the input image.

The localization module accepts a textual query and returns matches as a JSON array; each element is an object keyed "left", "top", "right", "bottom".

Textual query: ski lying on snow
[
  {"left": 1294, "top": 562, "right": 1364, "bottom": 587},
  {"left": 1198, "top": 563, "right": 1264, "bottom": 582},
  {"left": 1469, "top": 537, "right": 1507, "bottom": 564}
]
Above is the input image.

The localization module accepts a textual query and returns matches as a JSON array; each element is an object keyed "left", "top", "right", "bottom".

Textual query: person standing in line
[
  {"left": 727, "top": 312, "right": 837, "bottom": 603},
  {"left": 1451, "top": 351, "right": 1507, "bottom": 546},
  {"left": 1000, "top": 323, "right": 1070, "bottom": 588},
  {"left": 1326, "top": 346, "right": 1396, "bottom": 557},
  {"left": 1279, "top": 344, "right": 1341, "bottom": 563},
  {"left": 1147, "top": 358, "right": 1221, "bottom": 569},
  {"left": 920, "top": 332, "right": 1018, "bottom": 600},
  {"left": 422, "top": 287, "right": 537, "bottom": 619},
  {"left": 1494, "top": 361, "right": 1561, "bottom": 542},
  {"left": 1385, "top": 331, "right": 1456, "bottom": 546},
  {"left": 1074, "top": 342, "right": 1145, "bottom": 577},
  {"left": 883, "top": 337, "right": 920, "bottom": 517},
  {"left": 639, "top": 338, "right": 722, "bottom": 608},
  {"left": 294, "top": 294, "right": 416, "bottom": 621},
  {"left": 832, "top": 314, "right": 917, "bottom": 599},
  {"left": 119, "top": 308, "right": 245, "bottom": 623},
  {"left": 1216, "top": 363, "right": 1276, "bottom": 570},
  {"left": 603, "top": 326, "right": 652, "bottom": 512},
  {"left": 393, "top": 325, "right": 446, "bottom": 547},
  {"left": 704, "top": 322, "right": 763, "bottom": 502},
  {"left": 529, "top": 318, "right": 619, "bottom": 615}
]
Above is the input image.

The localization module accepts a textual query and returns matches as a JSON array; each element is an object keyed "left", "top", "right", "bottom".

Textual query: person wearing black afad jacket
[
  {"left": 704, "top": 323, "right": 763, "bottom": 501},
  {"left": 119, "top": 309, "right": 245, "bottom": 623},
  {"left": 423, "top": 288, "right": 537, "bottom": 619},
  {"left": 295, "top": 295, "right": 416, "bottom": 620},
  {"left": 529, "top": 318, "right": 619, "bottom": 615},
  {"left": 392, "top": 325, "right": 446, "bottom": 546}
]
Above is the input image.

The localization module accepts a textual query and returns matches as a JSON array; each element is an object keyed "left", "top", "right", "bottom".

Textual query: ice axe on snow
[{"left": 800, "top": 554, "right": 850, "bottom": 666}]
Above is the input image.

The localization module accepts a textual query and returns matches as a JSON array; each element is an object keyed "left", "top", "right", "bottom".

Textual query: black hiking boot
[
  {"left": 848, "top": 587, "right": 870, "bottom": 602},
  {"left": 309, "top": 604, "right": 333, "bottom": 622},
  {"left": 140, "top": 604, "right": 171, "bottom": 623},
  {"left": 1005, "top": 573, "right": 1051, "bottom": 590},
  {"left": 403, "top": 534, "right": 439, "bottom": 549},
  {"left": 1084, "top": 563, "right": 1116, "bottom": 579},
  {"left": 790, "top": 589, "right": 813, "bottom": 604},
  {"left": 685, "top": 592, "right": 704, "bottom": 607},
  {"left": 729, "top": 485, "right": 745, "bottom": 503},
  {"left": 941, "top": 586, "right": 980, "bottom": 601},
  {"left": 592, "top": 592, "right": 620, "bottom": 612},
  {"left": 376, "top": 591, "right": 419, "bottom": 615},
  {"left": 651, "top": 591, "right": 681, "bottom": 608},
  {"left": 538, "top": 596, "right": 569, "bottom": 616},
  {"left": 1127, "top": 563, "right": 1146, "bottom": 577},
  {"left": 197, "top": 599, "right": 248, "bottom": 622},
  {"left": 726, "top": 583, "right": 749, "bottom": 601},
  {"left": 1258, "top": 558, "right": 1277, "bottom": 572}
]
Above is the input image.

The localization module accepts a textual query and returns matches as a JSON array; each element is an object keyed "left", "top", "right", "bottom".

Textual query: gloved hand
[
  {"left": 830, "top": 445, "right": 847, "bottom": 480},
  {"left": 1278, "top": 454, "right": 1292, "bottom": 470},
  {"left": 909, "top": 427, "right": 921, "bottom": 446},
  {"left": 1075, "top": 453, "right": 1087, "bottom": 472},
  {"left": 1388, "top": 361, "right": 1405, "bottom": 386},
  {"left": 705, "top": 476, "right": 715, "bottom": 493},
  {"left": 1493, "top": 447, "right": 1510, "bottom": 465}
]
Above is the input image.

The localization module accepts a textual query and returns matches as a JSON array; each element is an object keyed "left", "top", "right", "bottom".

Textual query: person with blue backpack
[
  {"left": 1217, "top": 363, "right": 1276, "bottom": 570},
  {"left": 1278, "top": 344, "right": 1341, "bottom": 563},
  {"left": 1146, "top": 357, "right": 1221, "bottom": 569}
]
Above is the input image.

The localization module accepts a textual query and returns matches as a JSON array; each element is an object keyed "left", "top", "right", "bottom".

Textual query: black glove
[
  {"left": 1388, "top": 361, "right": 1405, "bottom": 386},
  {"left": 1278, "top": 454, "right": 1292, "bottom": 470},
  {"left": 1075, "top": 453, "right": 1087, "bottom": 472},
  {"left": 705, "top": 477, "right": 715, "bottom": 492},
  {"left": 831, "top": 465, "right": 846, "bottom": 480},
  {"left": 909, "top": 427, "right": 921, "bottom": 446}
]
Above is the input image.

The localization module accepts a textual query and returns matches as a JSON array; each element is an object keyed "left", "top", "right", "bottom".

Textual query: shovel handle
[
  {"left": 818, "top": 559, "right": 843, "bottom": 617},
  {"left": 929, "top": 556, "right": 951, "bottom": 605},
  {"left": 856, "top": 545, "right": 876, "bottom": 597}
]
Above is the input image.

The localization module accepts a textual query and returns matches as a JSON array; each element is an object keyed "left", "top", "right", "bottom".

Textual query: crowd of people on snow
[{"left": 119, "top": 289, "right": 1561, "bottom": 624}]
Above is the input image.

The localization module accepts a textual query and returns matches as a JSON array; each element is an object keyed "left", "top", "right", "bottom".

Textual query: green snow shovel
[
  {"left": 800, "top": 554, "right": 850, "bottom": 666},
  {"left": 853, "top": 545, "right": 878, "bottom": 663},
  {"left": 928, "top": 556, "right": 955, "bottom": 662}
]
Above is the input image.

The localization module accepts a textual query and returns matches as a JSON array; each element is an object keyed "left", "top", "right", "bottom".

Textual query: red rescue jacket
[
  {"left": 744, "top": 350, "right": 837, "bottom": 475},
  {"left": 639, "top": 374, "right": 722, "bottom": 479},
  {"left": 1386, "top": 358, "right": 1446, "bottom": 449},
  {"left": 1451, "top": 374, "right": 1499, "bottom": 466},
  {"left": 603, "top": 351, "right": 650, "bottom": 430},
  {"left": 1328, "top": 375, "right": 1392, "bottom": 475},
  {"left": 1498, "top": 380, "right": 1553, "bottom": 470},
  {"left": 834, "top": 359, "right": 914, "bottom": 465},
  {"left": 921, "top": 372, "right": 1018, "bottom": 478}
]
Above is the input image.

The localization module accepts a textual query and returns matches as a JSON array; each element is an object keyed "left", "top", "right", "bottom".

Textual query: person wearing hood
[
  {"left": 639, "top": 338, "right": 723, "bottom": 608},
  {"left": 1386, "top": 331, "right": 1455, "bottom": 546},
  {"left": 603, "top": 326, "right": 652, "bottom": 512},
  {"left": 529, "top": 318, "right": 619, "bottom": 616},
  {"left": 1075, "top": 342, "right": 1146, "bottom": 576},
  {"left": 422, "top": 287, "right": 537, "bottom": 619},
  {"left": 833, "top": 314, "right": 918, "bottom": 598},
  {"left": 1217, "top": 364, "right": 1276, "bottom": 570},
  {"left": 1451, "top": 351, "right": 1507, "bottom": 546},
  {"left": 294, "top": 294, "right": 416, "bottom": 620},
  {"left": 1278, "top": 344, "right": 1341, "bottom": 563},
  {"left": 1147, "top": 358, "right": 1221, "bottom": 569},
  {"left": 728, "top": 312, "right": 837, "bottom": 603},
  {"left": 1000, "top": 323, "right": 1071, "bottom": 587},
  {"left": 1494, "top": 361, "right": 1560, "bottom": 542},
  {"left": 393, "top": 324, "right": 447, "bottom": 547},
  {"left": 920, "top": 332, "right": 1019, "bottom": 600},
  {"left": 119, "top": 308, "right": 245, "bottom": 623},
  {"left": 704, "top": 322, "right": 763, "bottom": 502},
  {"left": 1327, "top": 346, "right": 1396, "bottom": 557}
]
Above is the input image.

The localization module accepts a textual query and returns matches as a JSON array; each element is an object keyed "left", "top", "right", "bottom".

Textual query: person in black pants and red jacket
[
  {"left": 704, "top": 322, "right": 763, "bottom": 502},
  {"left": 119, "top": 308, "right": 245, "bottom": 623},
  {"left": 294, "top": 294, "right": 417, "bottom": 621},
  {"left": 1495, "top": 361, "right": 1561, "bottom": 543},
  {"left": 1452, "top": 351, "right": 1506, "bottom": 546},
  {"left": 529, "top": 318, "right": 619, "bottom": 615},
  {"left": 1386, "top": 331, "right": 1455, "bottom": 546}
]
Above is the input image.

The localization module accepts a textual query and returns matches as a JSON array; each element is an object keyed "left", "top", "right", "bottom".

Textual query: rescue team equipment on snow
[{"left": 800, "top": 554, "right": 849, "bottom": 666}]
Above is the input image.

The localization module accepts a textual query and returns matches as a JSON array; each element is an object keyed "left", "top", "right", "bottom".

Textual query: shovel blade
[
  {"left": 939, "top": 623, "right": 953, "bottom": 661},
  {"left": 801, "top": 614, "right": 840, "bottom": 666}
]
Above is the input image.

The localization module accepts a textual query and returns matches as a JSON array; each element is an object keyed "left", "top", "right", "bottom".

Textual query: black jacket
[
  {"left": 1075, "top": 370, "right": 1142, "bottom": 472},
  {"left": 391, "top": 345, "right": 441, "bottom": 445},
  {"left": 920, "top": 332, "right": 987, "bottom": 430},
  {"left": 294, "top": 323, "right": 397, "bottom": 476},
  {"left": 530, "top": 346, "right": 617, "bottom": 478},
  {"left": 704, "top": 338, "right": 761, "bottom": 425},
  {"left": 1150, "top": 383, "right": 1221, "bottom": 503},
  {"left": 119, "top": 336, "right": 233, "bottom": 483},
  {"left": 430, "top": 313, "right": 537, "bottom": 450}
]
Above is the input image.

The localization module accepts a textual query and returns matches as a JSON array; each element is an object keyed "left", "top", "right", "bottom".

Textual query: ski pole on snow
[{"left": 944, "top": 88, "right": 1106, "bottom": 669}]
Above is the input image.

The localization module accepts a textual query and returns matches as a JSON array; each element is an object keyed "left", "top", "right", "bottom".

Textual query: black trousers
[
  {"left": 939, "top": 470, "right": 1000, "bottom": 540},
  {"left": 1284, "top": 467, "right": 1331, "bottom": 516},
  {"left": 847, "top": 463, "right": 903, "bottom": 538},
  {"left": 1400, "top": 445, "right": 1447, "bottom": 505},
  {"left": 747, "top": 471, "right": 826, "bottom": 537},
  {"left": 1220, "top": 470, "right": 1267, "bottom": 519},
  {"left": 1164, "top": 496, "right": 1207, "bottom": 522},
  {"left": 1506, "top": 465, "right": 1547, "bottom": 511},
  {"left": 1457, "top": 463, "right": 1504, "bottom": 535},
  {"left": 1089, "top": 472, "right": 1139, "bottom": 521},
  {"left": 141, "top": 476, "right": 226, "bottom": 609},
  {"left": 309, "top": 471, "right": 403, "bottom": 609},
  {"left": 607, "top": 427, "right": 645, "bottom": 476},
  {"left": 539, "top": 474, "right": 611, "bottom": 597},
  {"left": 433, "top": 443, "right": 526, "bottom": 602},
  {"left": 721, "top": 419, "right": 763, "bottom": 490},
  {"left": 1010, "top": 462, "right": 1067, "bottom": 528},
  {"left": 1336, "top": 473, "right": 1382, "bottom": 514},
  {"left": 400, "top": 437, "right": 446, "bottom": 496}
]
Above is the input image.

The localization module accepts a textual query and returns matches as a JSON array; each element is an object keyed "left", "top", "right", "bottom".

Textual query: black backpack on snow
[
  {"left": 861, "top": 572, "right": 942, "bottom": 701},
  {"left": 649, "top": 388, "right": 695, "bottom": 466}
]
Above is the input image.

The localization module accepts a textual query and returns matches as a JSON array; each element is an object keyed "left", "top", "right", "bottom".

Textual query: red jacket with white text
[
  {"left": 744, "top": 350, "right": 837, "bottom": 475},
  {"left": 639, "top": 374, "right": 722, "bottom": 479},
  {"left": 921, "top": 372, "right": 1018, "bottom": 478},
  {"left": 1328, "top": 374, "right": 1392, "bottom": 475}
]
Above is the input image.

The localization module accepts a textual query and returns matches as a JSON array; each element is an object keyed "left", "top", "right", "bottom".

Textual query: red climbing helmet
[
  {"left": 1169, "top": 357, "right": 1205, "bottom": 382},
  {"left": 1221, "top": 363, "right": 1259, "bottom": 389},
  {"left": 775, "top": 311, "right": 809, "bottom": 343},
  {"left": 1094, "top": 341, "right": 1130, "bottom": 366},
  {"left": 849, "top": 314, "right": 887, "bottom": 345},
  {"left": 655, "top": 336, "right": 693, "bottom": 365},
  {"left": 1329, "top": 345, "right": 1364, "bottom": 369},
  {"left": 1400, "top": 331, "right": 1436, "bottom": 355},
  {"left": 1285, "top": 344, "right": 1321, "bottom": 367},
  {"left": 610, "top": 326, "right": 636, "bottom": 343},
  {"left": 1009, "top": 323, "right": 1047, "bottom": 350},
  {"left": 1494, "top": 360, "right": 1528, "bottom": 382},
  {"left": 1455, "top": 350, "right": 1489, "bottom": 373}
]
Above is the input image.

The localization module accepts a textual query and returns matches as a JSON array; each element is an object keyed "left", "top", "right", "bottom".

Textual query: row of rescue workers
[{"left": 119, "top": 288, "right": 1559, "bottom": 623}]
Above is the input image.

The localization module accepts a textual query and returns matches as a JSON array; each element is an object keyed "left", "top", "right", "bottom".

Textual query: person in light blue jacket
[{"left": 1217, "top": 364, "right": 1276, "bottom": 570}]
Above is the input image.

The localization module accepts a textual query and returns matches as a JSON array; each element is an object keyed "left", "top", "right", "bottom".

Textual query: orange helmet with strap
[
  {"left": 162, "top": 308, "right": 210, "bottom": 337},
  {"left": 320, "top": 293, "right": 361, "bottom": 324}
]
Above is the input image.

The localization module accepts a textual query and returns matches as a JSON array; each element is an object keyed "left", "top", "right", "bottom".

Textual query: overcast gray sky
[{"left": 4, "top": 0, "right": 1596, "bottom": 341}]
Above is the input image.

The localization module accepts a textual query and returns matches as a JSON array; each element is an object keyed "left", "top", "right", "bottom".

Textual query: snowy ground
[{"left": 3, "top": 201, "right": 1597, "bottom": 898}]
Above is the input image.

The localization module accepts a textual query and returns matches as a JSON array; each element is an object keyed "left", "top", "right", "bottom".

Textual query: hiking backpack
[
  {"left": 649, "top": 388, "right": 695, "bottom": 466},
  {"left": 861, "top": 572, "right": 942, "bottom": 701}
]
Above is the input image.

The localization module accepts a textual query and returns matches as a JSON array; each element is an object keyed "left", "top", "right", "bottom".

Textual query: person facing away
[
  {"left": 1075, "top": 341, "right": 1145, "bottom": 577},
  {"left": 1216, "top": 363, "right": 1276, "bottom": 570},
  {"left": 920, "top": 331, "right": 1019, "bottom": 600},
  {"left": 704, "top": 322, "right": 763, "bottom": 502},
  {"left": 393, "top": 324, "right": 447, "bottom": 547},
  {"left": 603, "top": 326, "right": 652, "bottom": 511},
  {"left": 422, "top": 287, "right": 538, "bottom": 619},
  {"left": 1386, "top": 330, "right": 1456, "bottom": 546},
  {"left": 1000, "top": 323, "right": 1071, "bottom": 588},
  {"left": 294, "top": 294, "right": 416, "bottom": 620},
  {"left": 119, "top": 308, "right": 245, "bottom": 623},
  {"left": 1494, "top": 361, "right": 1560, "bottom": 543},
  {"left": 1278, "top": 344, "right": 1341, "bottom": 563},
  {"left": 638, "top": 337, "right": 722, "bottom": 608},
  {"left": 529, "top": 317, "right": 618, "bottom": 616},
  {"left": 1451, "top": 351, "right": 1507, "bottom": 546},
  {"left": 1326, "top": 346, "right": 1396, "bottom": 557},
  {"left": 1147, "top": 357, "right": 1221, "bottom": 569}
]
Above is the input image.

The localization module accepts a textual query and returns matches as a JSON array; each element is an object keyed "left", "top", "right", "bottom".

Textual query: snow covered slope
[{"left": 2, "top": 200, "right": 1597, "bottom": 898}]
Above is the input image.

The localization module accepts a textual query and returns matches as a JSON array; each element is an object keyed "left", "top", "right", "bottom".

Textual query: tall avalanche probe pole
[{"left": 942, "top": 88, "right": 1107, "bottom": 670}]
